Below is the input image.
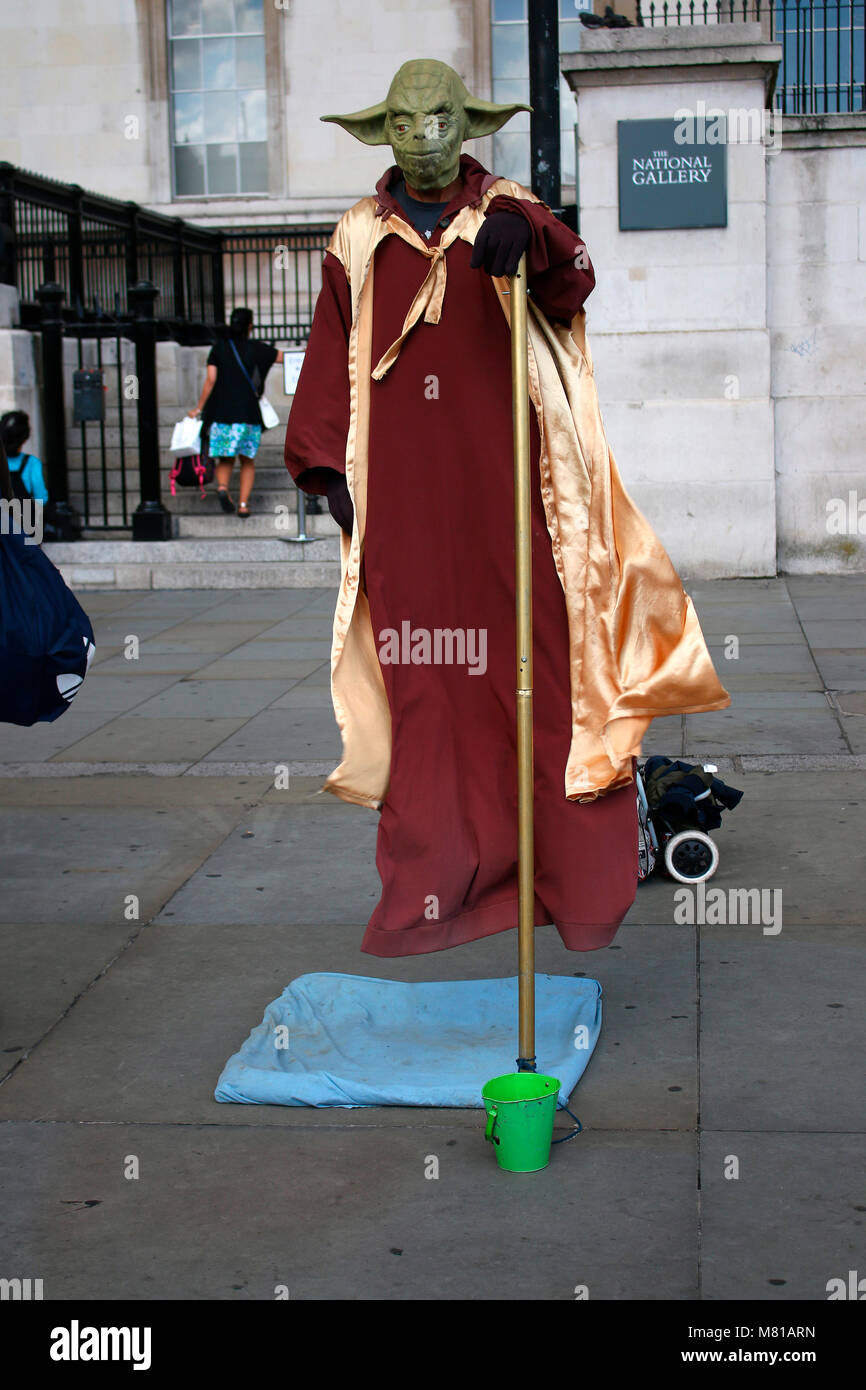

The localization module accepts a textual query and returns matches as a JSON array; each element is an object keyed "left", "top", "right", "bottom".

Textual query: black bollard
[{"left": 130, "top": 279, "right": 171, "bottom": 541}]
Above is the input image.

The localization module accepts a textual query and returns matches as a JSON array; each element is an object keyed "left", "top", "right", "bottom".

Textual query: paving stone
[
  {"left": 798, "top": 622, "right": 866, "bottom": 648},
  {"left": 717, "top": 672, "right": 825, "bottom": 692},
  {"left": 703, "top": 644, "right": 818, "bottom": 674},
  {"left": 93, "top": 651, "right": 214, "bottom": 676},
  {"left": 0, "top": 921, "right": 144, "bottom": 1074},
  {"left": 684, "top": 708, "right": 847, "bottom": 754},
  {"left": 716, "top": 691, "right": 830, "bottom": 709},
  {"left": 0, "top": 802, "right": 249, "bottom": 928},
  {"left": 0, "top": 709, "right": 111, "bottom": 761},
  {"left": 640, "top": 715, "right": 684, "bottom": 756},
  {"left": 200, "top": 707, "right": 341, "bottom": 760},
  {"left": 146, "top": 619, "right": 276, "bottom": 644},
  {"left": 74, "top": 674, "right": 180, "bottom": 713},
  {"left": 699, "top": 631, "right": 814, "bottom": 645},
  {"left": 700, "top": 1132, "right": 866, "bottom": 1301},
  {"left": 837, "top": 713, "right": 866, "bottom": 752},
  {"left": 50, "top": 716, "right": 248, "bottom": 763},
  {"left": 0, "top": 1121, "right": 695, "bottom": 1300},
  {"left": 0, "top": 911, "right": 690, "bottom": 1133},
  {"left": 287, "top": 666, "right": 331, "bottom": 689},
  {"left": 191, "top": 658, "right": 326, "bottom": 680},
  {"left": 811, "top": 649, "right": 866, "bottom": 684},
  {"left": 700, "top": 924, "right": 866, "bottom": 1131},
  {"left": 221, "top": 640, "right": 333, "bottom": 660},
  {"left": 89, "top": 616, "right": 186, "bottom": 641},
  {"left": 270, "top": 686, "right": 334, "bottom": 709},
  {"left": 792, "top": 597, "right": 866, "bottom": 621},
  {"left": 696, "top": 612, "right": 803, "bottom": 635},
  {"left": 150, "top": 799, "right": 381, "bottom": 925},
  {"left": 265, "top": 617, "right": 336, "bottom": 640},
  {"left": 0, "top": 574, "right": 861, "bottom": 1301},
  {"left": 207, "top": 590, "right": 331, "bottom": 621},
  {"left": 123, "top": 679, "right": 293, "bottom": 719}
]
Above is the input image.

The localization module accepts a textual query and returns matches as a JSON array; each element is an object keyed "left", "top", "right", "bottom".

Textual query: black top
[
  {"left": 392, "top": 178, "right": 452, "bottom": 241},
  {"left": 203, "top": 337, "right": 278, "bottom": 427}
]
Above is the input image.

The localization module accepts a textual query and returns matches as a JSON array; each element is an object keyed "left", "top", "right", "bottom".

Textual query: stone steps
[
  {"left": 44, "top": 536, "right": 341, "bottom": 591},
  {"left": 77, "top": 512, "right": 336, "bottom": 539},
  {"left": 68, "top": 468, "right": 297, "bottom": 495},
  {"left": 168, "top": 510, "right": 337, "bottom": 538},
  {"left": 47, "top": 375, "right": 335, "bottom": 585},
  {"left": 73, "top": 485, "right": 331, "bottom": 534}
]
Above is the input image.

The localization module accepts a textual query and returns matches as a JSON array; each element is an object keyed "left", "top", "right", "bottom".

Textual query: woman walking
[{"left": 190, "top": 307, "right": 282, "bottom": 518}]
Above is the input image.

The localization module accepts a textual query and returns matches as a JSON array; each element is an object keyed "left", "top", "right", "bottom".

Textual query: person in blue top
[{"left": 0, "top": 411, "right": 49, "bottom": 504}]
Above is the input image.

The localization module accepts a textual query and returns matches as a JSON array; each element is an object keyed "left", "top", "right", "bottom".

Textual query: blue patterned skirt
[{"left": 208, "top": 422, "right": 262, "bottom": 459}]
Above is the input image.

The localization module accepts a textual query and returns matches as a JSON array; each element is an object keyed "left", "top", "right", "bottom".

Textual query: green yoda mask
[{"left": 322, "top": 59, "right": 530, "bottom": 193}]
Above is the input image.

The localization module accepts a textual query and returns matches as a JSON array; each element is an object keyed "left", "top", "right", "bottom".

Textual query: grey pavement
[{"left": 0, "top": 576, "right": 864, "bottom": 1300}]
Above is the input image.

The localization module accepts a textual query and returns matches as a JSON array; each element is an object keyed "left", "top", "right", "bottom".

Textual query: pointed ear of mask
[
  {"left": 463, "top": 97, "right": 532, "bottom": 139},
  {"left": 320, "top": 103, "right": 389, "bottom": 146}
]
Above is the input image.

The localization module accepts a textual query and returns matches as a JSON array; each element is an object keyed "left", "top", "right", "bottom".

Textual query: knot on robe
[{"left": 371, "top": 244, "right": 448, "bottom": 381}]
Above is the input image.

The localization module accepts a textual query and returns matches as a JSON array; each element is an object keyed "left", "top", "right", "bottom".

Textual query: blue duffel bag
[{"left": 0, "top": 526, "right": 95, "bottom": 725}]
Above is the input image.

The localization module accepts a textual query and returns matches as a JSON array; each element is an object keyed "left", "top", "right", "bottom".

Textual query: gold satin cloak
[{"left": 313, "top": 179, "right": 730, "bottom": 810}]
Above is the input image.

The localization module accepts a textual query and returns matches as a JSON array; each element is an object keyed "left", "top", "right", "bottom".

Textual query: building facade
[{"left": 1, "top": 0, "right": 864, "bottom": 576}]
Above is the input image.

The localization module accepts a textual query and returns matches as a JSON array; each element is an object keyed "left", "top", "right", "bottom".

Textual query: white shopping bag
[
  {"left": 170, "top": 417, "right": 202, "bottom": 456},
  {"left": 259, "top": 396, "right": 279, "bottom": 430}
]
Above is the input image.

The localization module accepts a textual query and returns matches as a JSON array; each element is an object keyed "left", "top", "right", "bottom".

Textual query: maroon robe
[{"left": 285, "top": 155, "right": 638, "bottom": 957}]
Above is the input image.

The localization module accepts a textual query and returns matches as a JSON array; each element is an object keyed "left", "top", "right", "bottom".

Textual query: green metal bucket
[{"left": 482, "top": 1072, "right": 561, "bottom": 1173}]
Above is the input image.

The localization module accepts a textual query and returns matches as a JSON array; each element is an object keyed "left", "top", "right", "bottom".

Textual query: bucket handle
[
  {"left": 552, "top": 1103, "right": 583, "bottom": 1145},
  {"left": 484, "top": 1105, "right": 498, "bottom": 1143}
]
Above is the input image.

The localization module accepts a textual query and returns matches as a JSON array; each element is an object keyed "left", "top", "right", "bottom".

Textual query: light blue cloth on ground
[{"left": 214, "top": 972, "right": 602, "bottom": 1108}]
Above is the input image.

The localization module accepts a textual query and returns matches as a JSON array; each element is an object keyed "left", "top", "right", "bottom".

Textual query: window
[
  {"left": 773, "top": 0, "right": 865, "bottom": 113},
  {"left": 168, "top": 0, "right": 268, "bottom": 198},
  {"left": 491, "top": 0, "right": 592, "bottom": 186}
]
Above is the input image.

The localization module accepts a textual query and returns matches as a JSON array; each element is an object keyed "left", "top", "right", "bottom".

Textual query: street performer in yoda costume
[{"left": 284, "top": 59, "right": 730, "bottom": 958}]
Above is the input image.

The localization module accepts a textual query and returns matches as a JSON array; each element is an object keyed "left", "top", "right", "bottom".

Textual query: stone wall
[
  {"left": 768, "top": 115, "right": 866, "bottom": 573},
  {"left": 0, "top": 0, "right": 488, "bottom": 227},
  {"left": 0, "top": 0, "right": 153, "bottom": 203},
  {"left": 563, "top": 25, "right": 866, "bottom": 577},
  {"left": 3, "top": 9, "right": 865, "bottom": 573}
]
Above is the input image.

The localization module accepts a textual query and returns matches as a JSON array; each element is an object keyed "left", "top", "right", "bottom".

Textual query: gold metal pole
[{"left": 509, "top": 253, "right": 535, "bottom": 1072}]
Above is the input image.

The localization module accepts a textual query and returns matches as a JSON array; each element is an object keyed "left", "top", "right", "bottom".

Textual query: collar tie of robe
[{"left": 371, "top": 242, "right": 448, "bottom": 381}]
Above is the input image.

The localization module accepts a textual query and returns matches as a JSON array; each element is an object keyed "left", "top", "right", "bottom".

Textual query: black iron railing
[
  {"left": 67, "top": 316, "right": 136, "bottom": 532},
  {"left": 0, "top": 164, "right": 337, "bottom": 538},
  {"left": 0, "top": 163, "right": 334, "bottom": 344},
  {"left": 0, "top": 162, "right": 225, "bottom": 338},
  {"left": 636, "top": 1, "right": 865, "bottom": 114},
  {"left": 221, "top": 227, "right": 334, "bottom": 346}
]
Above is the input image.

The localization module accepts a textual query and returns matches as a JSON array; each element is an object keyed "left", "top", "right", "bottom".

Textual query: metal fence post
[
  {"left": 0, "top": 163, "right": 17, "bottom": 288},
  {"left": 35, "top": 281, "right": 81, "bottom": 541},
  {"left": 286, "top": 482, "right": 315, "bottom": 544},
  {"left": 172, "top": 218, "right": 186, "bottom": 322},
  {"left": 129, "top": 279, "right": 171, "bottom": 541},
  {"left": 125, "top": 201, "right": 139, "bottom": 301},
  {"left": 68, "top": 185, "right": 85, "bottom": 316},
  {"left": 212, "top": 238, "right": 226, "bottom": 327}
]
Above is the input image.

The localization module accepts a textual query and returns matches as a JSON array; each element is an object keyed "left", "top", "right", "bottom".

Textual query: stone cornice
[{"left": 561, "top": 24, "right": 783, "bottom": 101}]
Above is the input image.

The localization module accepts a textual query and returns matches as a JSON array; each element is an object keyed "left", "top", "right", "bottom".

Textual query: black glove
[
  {"left": 470, "top": 211, "right": 532, "bottom": 278},
  {"left": 325, "top": 472, "right": 354, "bottom": 536}
]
